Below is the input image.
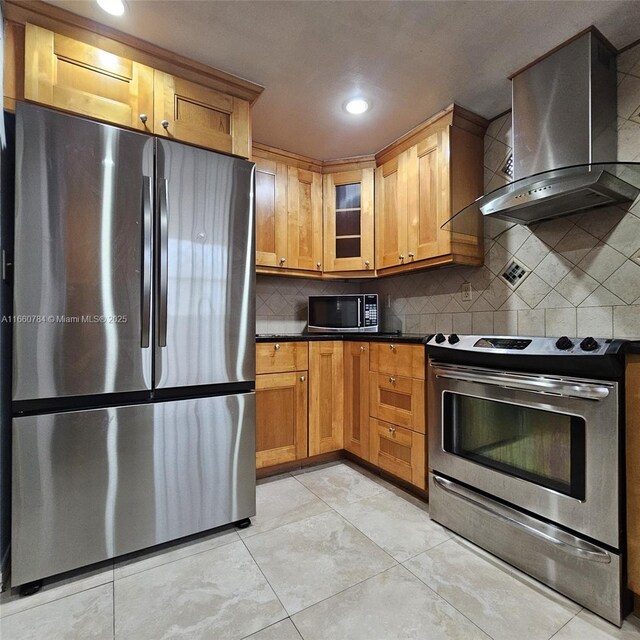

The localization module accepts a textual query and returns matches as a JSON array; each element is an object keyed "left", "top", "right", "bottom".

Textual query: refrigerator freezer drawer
[{"left": 11, "top": 393, "right": 255, "bottom": 585}]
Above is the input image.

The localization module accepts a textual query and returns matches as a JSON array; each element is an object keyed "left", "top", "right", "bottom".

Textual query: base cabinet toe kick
[{"left": 429, "top": 473, "right": 628, "bottom": 626}]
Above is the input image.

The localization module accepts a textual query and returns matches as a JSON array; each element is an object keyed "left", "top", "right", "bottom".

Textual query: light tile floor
[{"left": 2, "top": 461, "right": 640, "bottom": 639}]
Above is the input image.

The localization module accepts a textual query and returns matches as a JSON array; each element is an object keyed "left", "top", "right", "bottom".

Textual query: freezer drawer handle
[
  {"left": 141, "top": 176, "right": 152, "bottom": 348},
  {"left": 430, "top": 363, "right": 611, "bottom": 400},
  {"left": 158, "top": 178, "right": 169, "bottom": 348},
  {"left": 432, "top": 475, "right": 611, "bottom": 564}
]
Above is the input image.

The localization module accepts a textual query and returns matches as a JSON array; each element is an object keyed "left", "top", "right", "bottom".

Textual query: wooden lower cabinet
[
  {"left": 309, "top": 341, "right": 344, "bottom": 455},
  {"left": 370, "top": 418, "right": 425, "bottom": 489},
  {"left": 343, "top": 342, "right": 370, "bottom": 460},
  {"left": 370, "top": 373, "right": 425, "bottom": 433},
  {"left": 256, "top": 372, "right": 308, "bottom": 469}
]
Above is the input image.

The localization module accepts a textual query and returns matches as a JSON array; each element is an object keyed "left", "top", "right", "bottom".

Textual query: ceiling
[{"left": 46, "top": 0, "right": 640, "bottom": 160}]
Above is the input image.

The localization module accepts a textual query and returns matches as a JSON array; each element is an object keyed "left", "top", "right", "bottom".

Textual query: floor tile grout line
[
  {"left": 112, "top": 579, "right": 115, "bottom": 640},
  {"left": 287, "top": 563, "right": 400, "bottom": 621},
  {"left": 239, "top": 536, "right": 290, "bottom": 628},
  {"left": 239, "top": 617, "right": 300, "bottom": 640},
  {"left": 112, "top": 529, "right": 241, "bottom": 582},
  {"left": 400, "top": 560, "right": 500, "bottom": 640},
  {"left": 546, "top": 607, "right": 584, "bottom": 640}
]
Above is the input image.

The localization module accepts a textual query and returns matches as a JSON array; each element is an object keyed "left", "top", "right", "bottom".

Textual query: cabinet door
[
  {"left": 370, "top": 419, "right": 425, "bottom": 489},
  {"left": 287, "top": 167, "right": 323, "bottom": 272},
  {"left": 153, "top": 71, "right": 250, "bottom": 157},
  {"left": 255, "top": 158, "right": 288, "bottom": 268},
  {"left": 323, "top": 169, "right": 374, "bottom": 272},
  {"left": 256, "top": 372, "right": 308, "bottom": 469},
  {"left": 309, "top": 341, "right": 344, "bottom": 455},
  {"left": 24, "top": 24, "right": 153, "bottom": 132},
  {"left": 375, "top": 153, "right": 408, "bottom": 270},
  {"left": 370, "top": 373, "right": 425, "bottom": 433},
  {"left": 343, "top": 342, "right": 370, "bottom": 460},
  {"left": 407, "top": 129, "right": 450, "bottom": 261}
]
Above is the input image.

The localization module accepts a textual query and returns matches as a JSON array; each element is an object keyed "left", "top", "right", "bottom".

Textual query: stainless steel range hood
[{"left": 449, "top": 30, "right": 640, "bottom": 227}]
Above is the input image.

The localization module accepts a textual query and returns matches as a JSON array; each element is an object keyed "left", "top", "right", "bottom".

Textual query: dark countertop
[
  {"left": 256, "top": 332, "right": 430, "bottom": 344},
  {"left": 626, "top": 341, "right": 640, "bottom": 354}
]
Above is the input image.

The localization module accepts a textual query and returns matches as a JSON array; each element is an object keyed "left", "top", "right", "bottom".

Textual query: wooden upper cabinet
[
  {"left": 407, "top": 129, "right": 449, "bottom": 262},
  {"left": 287, "top": 166, "right": 323, "bottom": 272},
  {"left": 375, "top": 153, "right": 408, "bottom": 270},
  {"left": 255, "top": 157, "right": 288, "bottom": 268},
  {"left": 375, "top": 105, "right": 487, "bottom": 275},
  {"left": 24, "top": 24, "right": 153, "bottom": 132},
  {"left": 323, "top": 168, "right": 374, "bottom": 272},
  {"left": 153, "top": 71, "right": 250, "bottom": 158},
  {"left": 343, "top": 342, "right": 370, "bottom": 461},
  {"left": 309, "top": 341, "right": 344, "bottom": 456}
]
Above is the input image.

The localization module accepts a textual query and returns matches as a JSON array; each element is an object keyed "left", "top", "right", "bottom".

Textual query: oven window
[{"left": 443, "top": 393, "right": 585, "bottom": 499}]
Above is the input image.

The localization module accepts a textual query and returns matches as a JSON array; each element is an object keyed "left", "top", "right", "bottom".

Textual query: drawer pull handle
[
  {"left": 360, "top": 346, "right": 366, "bottom": 352},
  {"left": 139, "top": 113, "right": 148, "bottom": 123},
  {"left": 389, "top": 344, "right": 396, "bottom": 351},
  {"left": 300, "top": 376, "right": 305, "bottom": 382},
  {"left": 279, "top": 257, "right": 286, "bottom": 264},
  {"left": 388, "top": 427, "right": 396, "bottom": 433},
  {"left": 408, "top": 252, "right": 415, "bottom": 258},
  {"left": 389, "top": 377, "right": 396, "bottom": 383},
  {"left": 399, "top": 254, "right": 405, "bottom": 261},
  {"left": 316, "top": 262, "right": 322, "bottom": 268},
  {"left": 274, "top": 343, "right": 281, "bottom": 350},
  {"left": 161, "top": 119, "right": 170, "bottom": 130}
]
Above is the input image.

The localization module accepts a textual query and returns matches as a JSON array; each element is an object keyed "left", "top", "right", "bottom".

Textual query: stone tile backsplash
[{"left": 257, "top": 42, "right": 640, "bottom": 339}]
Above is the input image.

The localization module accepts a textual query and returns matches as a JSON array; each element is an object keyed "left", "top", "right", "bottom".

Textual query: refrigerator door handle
[
  {"left": 158, "top": 178, "right": 169, "bottom": 348},
  {"left": 141, "top": 176, "right": 152, "bottom": 348}
]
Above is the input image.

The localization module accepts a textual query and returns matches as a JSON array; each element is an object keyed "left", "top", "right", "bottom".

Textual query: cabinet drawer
[
  {"left": 370, "top": 374, "right": 425, "bottom": 434},
  {"left": 369, "top": 343, "right": 425, "bottom": 379},
  {"left": 256, "top": 342, "right": 308, "bottom": 374},
  {"left": 370, "top": 419, "right": 425, "bottom": 489}
]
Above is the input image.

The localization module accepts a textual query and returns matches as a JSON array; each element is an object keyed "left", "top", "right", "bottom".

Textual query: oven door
[{"left": 428, "top": 361, "right": 619, "bottom": 547}]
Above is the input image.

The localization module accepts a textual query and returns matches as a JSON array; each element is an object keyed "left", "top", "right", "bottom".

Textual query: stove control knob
[
  {"left": 448, "top": 333, "right": 460, "bottom": 344},
  {"left": 580, "top": 336, "right": 599, "bottom": 352},
  {"left": 555, "top": 336, "right": 573, "bottom": 350},
  {"left": 434, "top": 333, "right": 446, "bottom": 344}
]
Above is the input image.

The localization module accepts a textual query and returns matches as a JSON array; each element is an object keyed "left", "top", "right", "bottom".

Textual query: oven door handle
[
  {"left": 430, "top": 364, "right": 611, "bottom": 400},
  {"left": 433, "top": 476, "right": 612, "bottom": 564}
]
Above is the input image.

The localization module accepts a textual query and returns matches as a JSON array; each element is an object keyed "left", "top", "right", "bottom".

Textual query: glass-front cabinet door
[
  {"left": 442, "top": 392, "right": 586, "bottom": 499},
  {"left": 323, "top": 168, "right": 374, "bottom": 272}
]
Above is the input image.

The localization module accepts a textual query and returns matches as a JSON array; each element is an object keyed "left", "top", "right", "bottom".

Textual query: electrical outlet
[
  {"left": 385, "top": 294, "right": 391, "bottom": 308},
  {"left": 461, "top": 282, "right": 472, "bottom": 302}
]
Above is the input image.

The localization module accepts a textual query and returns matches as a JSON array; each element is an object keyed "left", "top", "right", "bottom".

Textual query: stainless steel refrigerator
[{"left": 11, "top": 103, "right": 256, "bottom": 586}]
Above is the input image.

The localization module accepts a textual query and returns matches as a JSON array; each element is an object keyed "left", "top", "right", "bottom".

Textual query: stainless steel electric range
[{"left": 426, "top": 333, "right": 631, "bottom": 626}]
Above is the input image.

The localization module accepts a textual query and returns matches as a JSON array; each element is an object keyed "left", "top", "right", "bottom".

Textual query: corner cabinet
[
  {"left": 343, "top": 342, "right": 370, "bottom": 460},
  {"left": 323, "top": 168, "right": 375, "bottom": 273},
  {"left": 18, "top": 20, "right": 257, "bottom": 157},
  {"left": 375, "top": 105, "right": 487, "bottom": 275},
  {"left": 253, "top": 144, "right": 323, "bottom": 276},
  {"left": 309, "top": 341, "right": 344, "bottom": 455}
]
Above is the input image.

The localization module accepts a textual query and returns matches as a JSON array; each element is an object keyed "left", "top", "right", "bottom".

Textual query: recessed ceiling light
[
  {"left": 97, "top": 0, "right": 125, "bottom": 16},
  {"left": 345, "top": 98, "right": 369, "bottom": 115}
]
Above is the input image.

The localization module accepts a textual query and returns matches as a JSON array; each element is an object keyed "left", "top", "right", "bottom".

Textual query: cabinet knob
[
  {"left": 316, "top": 262, "right": 322, "bottom": 268},
  {"left": 139, "top": 113, "right": 148, "bottom": 123},
  {"left": 364, "top": 260, "right": 370, "bottom": 267},
  {"left": 389, "top": 344, "right": 396, "bottom": 351},
  {"left": 274, "top": 343, "right": 281, "bottom": 350},
  {"left": 399, "top": 254, "right": 405, "bottom": 261},
  {"left": 389, "top": 377, "right": 396, "bottom": 383},
  {"left": 408, "top": 252, "right": 415, "bottom": 258},
  {"left": 300, "top": 375, "right": 305, "bottom": 382},
  {"left": 161, "top": 120, "right": 170, "bottom": 130},
  {"left": 388, "top": 427, "right": 396, "bottom": 434},
  {"left": 279, "top": 257, "right": 286, "bottom": 264},
  {"left": 360, "top": 346, "right": 366, "bottom": 352}
]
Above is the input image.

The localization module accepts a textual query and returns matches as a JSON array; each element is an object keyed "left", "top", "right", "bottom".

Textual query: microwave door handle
[{"left": 357, "top": 298, "right": 362, "bottom": 328}]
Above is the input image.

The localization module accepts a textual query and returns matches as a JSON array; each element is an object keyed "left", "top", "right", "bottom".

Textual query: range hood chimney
[{"left": 475, "top": 30, "right": 640, "bottom": 224}]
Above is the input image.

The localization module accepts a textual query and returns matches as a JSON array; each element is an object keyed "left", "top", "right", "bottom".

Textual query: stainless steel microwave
[{"left": 308, "top": 294, "right": 378, "bottom": 333}]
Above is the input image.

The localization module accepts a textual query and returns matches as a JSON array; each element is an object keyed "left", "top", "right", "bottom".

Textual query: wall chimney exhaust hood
[{"left": 444, "top": 30, "right": 640, "bottom": 231}]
